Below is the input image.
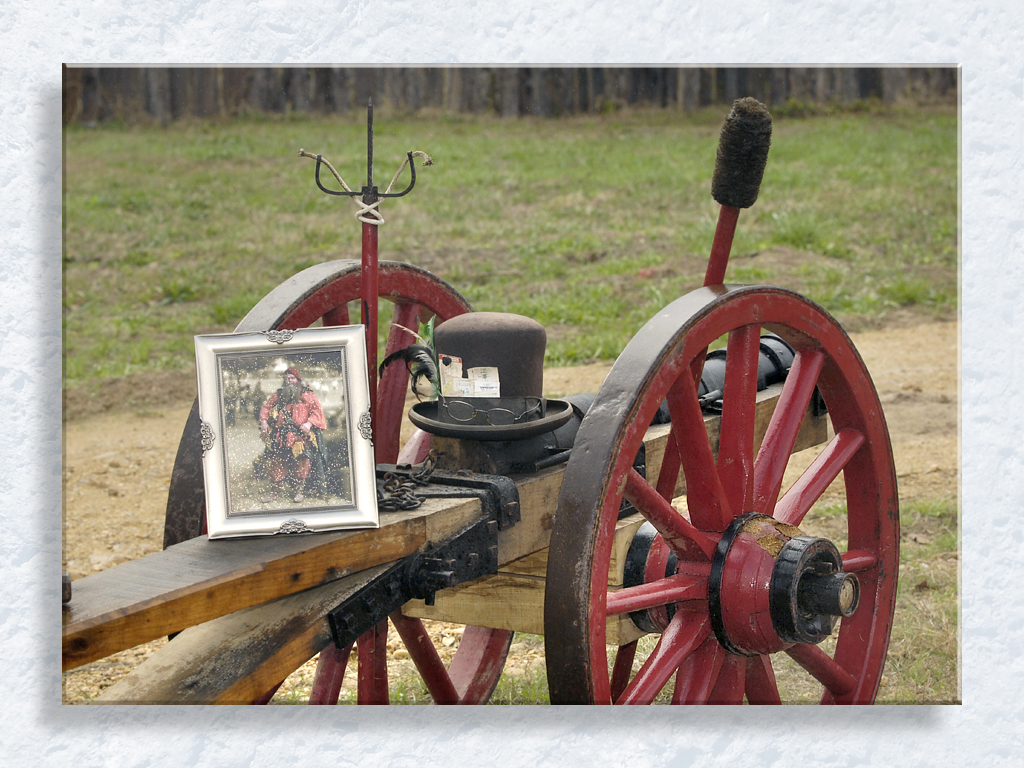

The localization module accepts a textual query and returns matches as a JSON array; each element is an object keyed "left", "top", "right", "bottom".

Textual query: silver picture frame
[{"left": 194, "top": 326, "right": 378, "bottom": 539}]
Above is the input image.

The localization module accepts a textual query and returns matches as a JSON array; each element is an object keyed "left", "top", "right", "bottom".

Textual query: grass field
[{"left": 63, "top": 104, "right": 957, "bottom": 388}]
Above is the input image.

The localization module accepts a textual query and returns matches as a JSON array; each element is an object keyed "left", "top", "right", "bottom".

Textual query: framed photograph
[{"left": 194, "top": 326, "right": 378, "bottom": 539}]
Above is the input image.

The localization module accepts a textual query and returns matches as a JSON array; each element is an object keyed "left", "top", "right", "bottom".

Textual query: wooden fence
[{"left": 62, "top": 66, "right": 957, "bottom": 125}]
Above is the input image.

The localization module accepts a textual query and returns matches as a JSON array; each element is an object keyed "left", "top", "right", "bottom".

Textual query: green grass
[
  {"left": 63, "top": 106, "right": 957, "bottom": 390},
  {"left": 881, "top": 497, "right": 959, "bottom": 702}
]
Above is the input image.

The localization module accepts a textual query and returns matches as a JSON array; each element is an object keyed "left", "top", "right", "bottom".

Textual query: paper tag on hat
[
  {"left": 448, "top": 378, "right": 474, "bottom": 397},
  {"left": 468, "top": 367, "right": 500, "bottom": 397},
  {"left": 473, "top": 380, "right": 501, "bottom": 397},
  {"left": 438, "top": 355, "right": 464, "bottom": 396},
  {"left": 467, "top": 367, "right": 499, "bottom": 382}
]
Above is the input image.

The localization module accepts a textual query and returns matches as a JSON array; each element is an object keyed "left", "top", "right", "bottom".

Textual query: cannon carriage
[{"left": 62, "top": 98, "right": 898, "bottom": 705}]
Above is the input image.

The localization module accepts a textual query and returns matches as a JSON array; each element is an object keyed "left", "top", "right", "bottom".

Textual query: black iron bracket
[
  {"left": 327, "top": 515, "right": 499, "bottom": 649},
  {"left": 312, "top": 99, "right": 417, "bottom": 204},
  {"left": 378, "top": 464, "right": 521, "bottom": 531},
  {"left": 326, "top": 468, "right": 518, "bottom": 649}
]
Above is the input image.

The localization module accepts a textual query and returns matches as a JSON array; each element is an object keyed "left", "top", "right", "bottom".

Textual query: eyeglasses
[{"left": 441, "top": 397, "right": 544, "bottom": 426}]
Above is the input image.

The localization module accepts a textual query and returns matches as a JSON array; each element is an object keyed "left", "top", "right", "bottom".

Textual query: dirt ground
[{"left": 61, "top": 320, "right": 958, "bottom": 703}]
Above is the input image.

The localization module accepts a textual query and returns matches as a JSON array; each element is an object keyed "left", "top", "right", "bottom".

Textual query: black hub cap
[{"left": 769, "top": 536, "right": 860, "bottom": 645}]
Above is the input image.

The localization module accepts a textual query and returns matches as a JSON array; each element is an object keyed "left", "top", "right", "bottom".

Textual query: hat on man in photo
[{"left": 409, "top": 312, "right": 573, "bottom": 441}]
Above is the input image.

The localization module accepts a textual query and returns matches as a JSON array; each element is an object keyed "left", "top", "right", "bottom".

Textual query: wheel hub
[
  {"left": 708, "top": 513, "right": 860, "bottom": 656},
  {"left": 623, "top": 522, "right": 678, "bottom": 632}
]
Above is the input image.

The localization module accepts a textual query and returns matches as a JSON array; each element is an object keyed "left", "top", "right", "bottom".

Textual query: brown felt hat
[
  {"left": 408, "top": 312, "right": 572, "bottom": 440},
  {"left": 436, "top": 312, "right": 545, "bottom": 396}
]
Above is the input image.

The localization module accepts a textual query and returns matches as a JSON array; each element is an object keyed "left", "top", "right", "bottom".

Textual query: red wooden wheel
[
  {"left": 544, "top": 284, "right": 899, "bottom": 704},
  {"left": 163, "top": 259, "right": 513, "bottom": 704}
]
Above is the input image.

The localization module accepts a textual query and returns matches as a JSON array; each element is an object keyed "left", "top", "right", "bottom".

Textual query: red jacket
[{"left": 260, "top": 390, "right": 327, "bottom": 434}]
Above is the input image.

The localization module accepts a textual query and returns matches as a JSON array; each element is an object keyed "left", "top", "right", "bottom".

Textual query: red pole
[
  {"left": 703, "top": 204, "right": 740, "bottom": 287},
  {"left": 361, "top": 98, "right": 381, "bottom": 458},
  {"left": 361, "top": 217, "right": 379, "bottom": 453},
  {"left": 688, "top": 203, "right": 741, "bottom": 390}
]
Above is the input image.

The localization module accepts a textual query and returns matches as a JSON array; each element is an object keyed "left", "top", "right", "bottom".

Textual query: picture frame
[{"left": 194, "top": 325, "right": 378, "bottom": 539}]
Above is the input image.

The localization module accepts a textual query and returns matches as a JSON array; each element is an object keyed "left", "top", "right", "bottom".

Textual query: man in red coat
[{"left": 258, "top": 367, "right": 328, "bottom": 503}]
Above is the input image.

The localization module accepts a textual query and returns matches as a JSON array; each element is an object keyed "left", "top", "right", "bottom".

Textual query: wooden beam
[
  {"left": 95, "top": 565, "right": 393, "bottom": 704},
  {"left": 63, "top": 502, "right": 482, "bottom": 671}
]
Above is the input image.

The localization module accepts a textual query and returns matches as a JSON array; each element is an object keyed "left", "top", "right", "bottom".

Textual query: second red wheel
[{"left": 163, "top": 259, "right": 514, "bottom": 705}]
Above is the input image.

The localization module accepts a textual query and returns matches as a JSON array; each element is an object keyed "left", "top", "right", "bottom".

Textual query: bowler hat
[{"left": 409, "top": 312, "right": 572, "bottom": 441}]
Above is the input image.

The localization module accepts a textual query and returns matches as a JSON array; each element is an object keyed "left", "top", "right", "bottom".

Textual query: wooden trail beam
[
  {"left": 64, "top": 383, "right": 824, "bottom": 675},
  {"left": 95, "top": 565, "right": 393, "bottom": 704},
  {"left": 62, "top": 502, "right": 482, "bottom": 671}
]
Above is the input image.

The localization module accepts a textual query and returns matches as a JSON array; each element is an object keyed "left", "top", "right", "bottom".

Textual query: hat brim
[{"left": 408, "top": 399, "right": 574, "bottom": 441}]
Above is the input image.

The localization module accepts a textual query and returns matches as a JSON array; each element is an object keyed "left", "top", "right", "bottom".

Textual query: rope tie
[
  {"left": 356, "top": 199, "right": 384, "bottom": 225},
  {"left": 297, "top": 148, "right": 433, "bottom": 226}
]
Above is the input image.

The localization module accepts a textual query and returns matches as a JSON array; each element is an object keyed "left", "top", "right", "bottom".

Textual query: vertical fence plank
[
  {"left": 497, "top": 68, "right": 520, "bottom": 117},
  {"left": 62, "top": 65, "right": 83, "bottom": 125},
  {"left": 147, "top": 68, "right": 172, "bottom": 124},
  {"left": 331, "top": 69, "right": 352, "bottom": 114}
]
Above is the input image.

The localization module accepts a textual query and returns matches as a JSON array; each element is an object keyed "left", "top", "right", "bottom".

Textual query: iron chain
[{"left": 376, "top": 450, "right": 438, "bottom": 510}]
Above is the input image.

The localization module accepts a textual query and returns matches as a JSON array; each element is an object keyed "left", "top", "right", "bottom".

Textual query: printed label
[{"left": 473, "top": 380, "right": 501, "bottom": 397}]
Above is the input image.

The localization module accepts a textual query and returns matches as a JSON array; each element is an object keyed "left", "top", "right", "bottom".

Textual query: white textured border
[{"left": 4, "top": 1, "right": 1016, "bottom": 765}]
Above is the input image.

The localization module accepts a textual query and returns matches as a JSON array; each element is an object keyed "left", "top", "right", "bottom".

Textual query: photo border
[{"left": 194, "top": 325, "right": 378, "bottom": 538}]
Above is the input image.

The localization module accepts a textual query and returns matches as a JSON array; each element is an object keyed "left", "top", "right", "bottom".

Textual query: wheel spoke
[
  {"left": 251, "top": 680, "right": 285, "bottom": 705},
  {"left": 376, "top": 302, "right": 423, "bottom": 464},
  {"left": 391, "top": 613, "right": 459, "bottom": 704},
  {"left": 664, "top": 374, "right": 732, "bottom": 530},
  {"left": 308, "top": 643, "right": 353, "bottom": 705},
  {"left": 605, "top": 570, "right": 710, "bottom": 616},
  {"left": 642, "top": 533, "right": 674, "bottom": 629},
  {"left": 785, "top": 642, "right": 857, "bottom": 696},
  {"left": 774, "top": 428, "right": 866, "bottom": 526},
  {"left": 717, "top": 324, "right": 761, "bottom": 517},
  {"left": 624, "top": 469, "right": 719, "bottom": 560},
  {"left": 655, "top": 435, "right": 683, "bottom": 501},
  {"left": 356, "top": 621, "right": 390, "bottom": 704},
  {"left": 753, "top": 349, "right": 825, "bottom": 515},
  {"left": 670, "top": 635, "right": 726, "bottom": 704},
  {"left": 744, "top": 655, "right": 782, "bottom": 704},
  {"left": 841, "top": 549, "right": 878, "bottom": 573},
  {"left": 447, "top": 626, "right": 515, "bottom": 703},
  {"left": 708, "top": 653, "right": 746, "bottom": 703},
  {"left": 610, "top": 640, "right": 639, "bottom": 702},
  {"left": 322, "top": 302, "right": 351, "bottom": 327},
  {"left": 617, "top": 611, "right": 711, "bottom": 704}
]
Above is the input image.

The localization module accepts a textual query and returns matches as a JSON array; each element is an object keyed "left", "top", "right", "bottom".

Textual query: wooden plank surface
[
  {"left": 95, "top": 566, "right": 392, "bottom": 704},
  {"left": 63, "top": 501, "right": 482, "bottom": 671}
]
